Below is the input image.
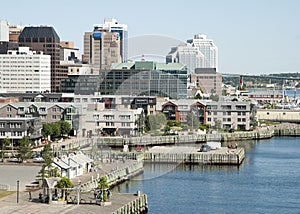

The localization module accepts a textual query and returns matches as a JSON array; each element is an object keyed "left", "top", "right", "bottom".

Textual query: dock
[{"left": 144, "top": 146, "right": 245, "bottom": 165}]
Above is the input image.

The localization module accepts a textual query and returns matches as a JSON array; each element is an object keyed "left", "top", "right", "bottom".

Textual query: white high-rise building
[
  {"left": 187, "top": 34, "right": 218, "bottom": 70},
  {"left": 0, "top": 47, "right": 51, "bottom": 93},
  {"left": 166, "top": 43, "right": 205, "bottom": 74},
  {"left": 0, "top": 20, "right": 9, "bottom": 42}
]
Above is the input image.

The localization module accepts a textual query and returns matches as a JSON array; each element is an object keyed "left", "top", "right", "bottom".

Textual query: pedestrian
[{"left": 28, "top": 191, "right": 32, "bottom": 201}]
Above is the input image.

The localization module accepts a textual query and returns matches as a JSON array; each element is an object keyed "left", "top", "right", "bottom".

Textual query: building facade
[
  {"left": 205, "top": 101, "right": 251, "bottom": 130},
  {"left": 0, "top": 117, "right": 42, "bottom": 144},
  {"left": 0, "top": 47, "right": 51, "bottom": 93},
  {"left": 93, "top": 18, "right": 128, "bottom": 62},
  {"left": 93, "top": 108, "right": 144, "bottom": 136},
  {"left": 18, "top": 26, "right": 68, "bottom": 92},
  {"left": 158, "top": 100, "right": 206, "bottom": 124},
  {"left": 0, "top": 20, "right": 9, "bottom": 42},
  {"left": 0, "top": 102, "right": 79, "bottom": 130},
  {"left": 190, "top": 68, "right": 222, "bottom": 95},
  {"left": 187, "top": 34, "right": 218, "bottom": 69},
  {"left": 166, "top": 43, "right": 204, "bottom": 74},
  {"left": 84, "top": 30, "right": 121, "bottom": 70},
  {"left": 99, "top": 61, "right": 188, "bottom": 99}
]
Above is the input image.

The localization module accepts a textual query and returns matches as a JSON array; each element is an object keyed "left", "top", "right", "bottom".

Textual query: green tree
[
  {"left": 18, "top": 136, "right": 33, "bottom": 162},
  {"left": 55, "top": 177, "right": 74, "bottom": 200},
  {"left": 98, "top": 177, "right": 110, "bottom": 202},
  {"left": 51, "top": 122, "right": 61, "bottom": 139},
  {"left": 1, "top": 138, "right": 11, "bottom": 162},
  {"left": 42, "top": 123, "right": 53, "bottom": 139},
  {"left": 59, "top": 121, "right": 71, "bottom": 136}
]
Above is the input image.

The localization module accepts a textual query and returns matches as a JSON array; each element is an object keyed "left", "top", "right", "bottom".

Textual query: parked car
[
  {"left": 33, "top": 157, "right": 44, "bottom": 163},
  {"left": 199, "top": 144, "right": 212, "bottom": 152}
]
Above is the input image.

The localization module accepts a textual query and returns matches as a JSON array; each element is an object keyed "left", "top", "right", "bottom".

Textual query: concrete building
[
  {"left": 92, "top": 18, "right": 128, "bottom": 62},
  {"left": 205, "top": 101, "right": 251, "bottom": 130},
  {"left": 190, "top": 68, "right": 222, "bottom": 95},
  {"left": 18, "top": 26, "right": 68, "bottom": 92},
  {"left": 166, "top": 43, "right": 204, "bottom": 74},
  {"left": 0, "top": 20, "right": 9, "bottom": 42},
  {"left": 83, "top": 29, "right": 122, "bottom": 70},
  {"left": 93, "top": 108, "right": 144, "bottom": 136},
  {"left": 0, "top": 47, "right": 51, "bottom": 93},
  {"left": 187, "top": 34, "right": 218, "bottom": 69}
]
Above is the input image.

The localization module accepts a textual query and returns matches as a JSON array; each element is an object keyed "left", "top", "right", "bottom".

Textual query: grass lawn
[{"left": 0, "top": 190, "right": 15, "bottom": 199}]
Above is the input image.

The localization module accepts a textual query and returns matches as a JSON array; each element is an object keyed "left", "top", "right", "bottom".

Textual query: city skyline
[{"left": 1, "top": 0, "right": 300, "bottom": 74}]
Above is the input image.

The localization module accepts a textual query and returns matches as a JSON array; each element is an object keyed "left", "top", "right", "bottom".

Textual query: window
[
  {"left": 52, "top": 107, "right": 57, "bottom": 112},
  {"left": 7, "top": 107, "right": 12, "bottom": 112},
  {"left": 52, "top": 115, "right": 57, "bottom": 120},
  {"left": 0, "top": 123, "right": 5, "bottom": 128},
  {"left": 0, "top": 131, "right": 6, "bottom": 136}
]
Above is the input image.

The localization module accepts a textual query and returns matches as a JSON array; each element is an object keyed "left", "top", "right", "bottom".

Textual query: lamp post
[
  {"left": 77, "top": 179, "right": 81, "bottom": 205},
  {"left": 16, "top": 180, "right": 19, "bottom": 203}
]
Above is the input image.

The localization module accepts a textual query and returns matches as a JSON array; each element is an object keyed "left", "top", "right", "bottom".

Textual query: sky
[{"left": 1, "top": 0, "right": 300, "bottom": 74}]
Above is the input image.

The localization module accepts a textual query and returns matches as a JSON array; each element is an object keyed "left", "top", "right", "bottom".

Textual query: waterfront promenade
[{"left": 0, "top": 190, "right": 147, "bottom": 214}]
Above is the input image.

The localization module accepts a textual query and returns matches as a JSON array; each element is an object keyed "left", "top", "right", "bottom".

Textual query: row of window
[{"left": 0, "top": 131, "right": 23, "bottom": 136}]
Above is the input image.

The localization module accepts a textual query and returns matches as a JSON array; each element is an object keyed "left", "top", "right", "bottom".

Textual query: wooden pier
[{"left": 144, "top": 146, "right": 245, "bottom": 165}]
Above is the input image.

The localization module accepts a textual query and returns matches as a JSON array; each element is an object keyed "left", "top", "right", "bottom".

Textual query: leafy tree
[
  {"left": 164, "top": 125, "right": 171, "bottom": 134},
  {"left": 98, "top": 177, "right": 110, "bottom": 202},
  {"left": 51, "top": 122, "right": 61, "bottom": 139},
  {"left": 59, "top": 121, "right": 71, "bottom": 136},
  {"left": 147, "top": 114, "right": 166, "bottom": 131},
  {"left": 42, "top": 123, "right": 53, "bottom": 139},
  {"left": 18, "top": 136, "right": 33, "bottom": 162},
  {"left": 55, "top": 177, "right": 74, "bottom": 200},
  {"left": 1, "top": 138, "right": 11, "bottom": 162}
]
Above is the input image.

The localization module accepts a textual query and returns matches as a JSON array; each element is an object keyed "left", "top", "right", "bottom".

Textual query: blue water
[{"left": 114, "top": 137, "right": 300, "bottom": 213}]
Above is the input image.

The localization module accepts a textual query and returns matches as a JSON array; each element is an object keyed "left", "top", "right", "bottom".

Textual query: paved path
[{"left": 0, "top": 190, "right": 143, "bottom": 214}]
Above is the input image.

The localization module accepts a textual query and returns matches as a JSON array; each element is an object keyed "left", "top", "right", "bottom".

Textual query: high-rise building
[
  {"left": 166, "top": 43, "right": 204, "bottom": 74},
  {"left": 84, "top": 18, "right": 128, "bottom": 67},
  {"left": 0, "top": 20, "right": 9, "bottom": 42},
  {"left": 18, "top": 26, "right": 68, "bottom": 92},
  {"left": 0, "top": 47, "right": 51, "bottom": 93},
  {"left": 84, "top": 30, "right": 121, "bottom": 70},
  {"left": 187, "top": 34, "right": 218, "bottom": 69}
]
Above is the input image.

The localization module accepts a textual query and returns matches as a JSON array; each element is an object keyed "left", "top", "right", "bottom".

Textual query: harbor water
[{"left": 114, "top": 137, "right": 300, "bottom": 213}]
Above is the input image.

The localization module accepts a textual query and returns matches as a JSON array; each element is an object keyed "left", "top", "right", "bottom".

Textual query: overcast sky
[{"left": 1, "top": 0, "right": 300, "bottom": 74}]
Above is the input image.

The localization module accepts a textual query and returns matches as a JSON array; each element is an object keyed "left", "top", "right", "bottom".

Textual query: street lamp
[{"left": 77, "top": 179, "right": 81, "bottom": 205}]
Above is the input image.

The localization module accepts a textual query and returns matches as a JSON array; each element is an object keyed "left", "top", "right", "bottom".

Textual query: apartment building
[
  {"left": 0, "top": 117, "right": 42, "bottom": 143},
  {"left": 206, "top": 101, "right": 251, "bottom": 130}
]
